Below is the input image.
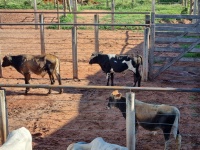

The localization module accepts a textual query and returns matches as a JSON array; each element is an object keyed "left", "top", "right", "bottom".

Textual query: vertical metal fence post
[
  {"left": 0, "top": 49, "right": 3, "bottom": 78},
  {"left": 72, "top": 27, "right": 78, "bottom": 79},
  {"left": 126, "top": 92, "right": 136, "bottom": 150},
  {"left": 142, "top": 27, "right": 150, "bottom": 81},
  {"left": 33, "top": 0, "right": 38, "bottom": 29},
  {"left": 0, "top": 90, "right": 8, "bottom": 144},
  {"left": 94, "top": 14, "right": 99, "bottom": 52},
  {"left": 39, "top": 14, "right": 45, "bottom": 55},
  {"left": 111, "top": 0, "right": 115, "bottom": 30},
  {"left": 149, "top": 1, "right": 155, "bottom": 80}
]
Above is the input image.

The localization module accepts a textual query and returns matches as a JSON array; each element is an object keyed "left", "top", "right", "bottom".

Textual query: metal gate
[{"left": 149, "top": 14, "right": 200, "bottom": 81}]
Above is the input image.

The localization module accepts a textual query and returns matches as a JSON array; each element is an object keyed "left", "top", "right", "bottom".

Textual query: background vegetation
[{"left": 0, "top": 0, "right": 199, "bottom": 57}]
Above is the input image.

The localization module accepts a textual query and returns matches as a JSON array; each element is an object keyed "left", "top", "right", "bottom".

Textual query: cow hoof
[
  {"left": 25, "top": 90, "right": 29, "bottom": 95},
  {"left": 59, "top": 89, "right": 63, "bottom": 94}
]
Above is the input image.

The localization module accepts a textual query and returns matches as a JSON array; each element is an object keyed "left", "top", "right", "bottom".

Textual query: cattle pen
[
  {"left": 0, "top": 3, "right": 200, "bottom": 149},
  {"left": 0, "top": 84, "right": 200, "bottom": 149}
]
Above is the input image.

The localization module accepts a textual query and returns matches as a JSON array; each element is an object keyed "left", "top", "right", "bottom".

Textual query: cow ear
[{"left": 4, "top": 55, "right": 12, "bottom": 62}]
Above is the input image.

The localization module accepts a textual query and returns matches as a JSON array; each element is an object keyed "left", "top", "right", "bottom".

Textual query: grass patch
[
  {"left": 184, "top": 52, "right": 200, "bottom": 58},
  {"left": 181, "top": 43, "right": 200, "bottom": 58}
]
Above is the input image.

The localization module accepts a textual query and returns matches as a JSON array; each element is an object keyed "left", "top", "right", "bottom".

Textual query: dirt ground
[{"left": 0, "top": 10, "right": 200, "bottom": 150}]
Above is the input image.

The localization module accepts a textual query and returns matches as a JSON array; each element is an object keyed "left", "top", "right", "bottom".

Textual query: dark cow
[
  {"left": 107, "top": 90, "right": 181, "bottom": 150},
  {"left": 89, "top": 51, "right": 142, "bottom": 87},
  {"left": 2, "top": 54, "right": 63, "bottom": 94}
]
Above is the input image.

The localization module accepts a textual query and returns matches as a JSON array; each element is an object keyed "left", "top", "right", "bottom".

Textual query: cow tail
[
  {"left": 55, "top": 57, "right": 61, "bottom": 75},
  {"left": 172, "top": 107, "right": 180, "bottom": 139}
]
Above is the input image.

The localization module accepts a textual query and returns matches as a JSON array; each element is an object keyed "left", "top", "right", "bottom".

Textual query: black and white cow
[
  {"left": 89, "top": 51, "right": 142, "bottom": 87},
  {"left": 107, "top": 90, "right": 182, "bottom": 150}
]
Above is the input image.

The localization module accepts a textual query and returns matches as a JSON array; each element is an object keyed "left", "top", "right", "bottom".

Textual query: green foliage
[
  {"left": 184, "top": 52, "right": 200, "bottom": 58},
  {"left": 158, "top": 0, "right": 180, "bottom": 3},
  {"left": 48, "top": 14, "right": 74, "bottom": 30}
]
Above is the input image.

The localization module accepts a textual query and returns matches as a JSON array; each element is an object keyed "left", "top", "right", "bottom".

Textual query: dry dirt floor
[{"left": 0, "top": 10, "right": 200, "bottom": 150}]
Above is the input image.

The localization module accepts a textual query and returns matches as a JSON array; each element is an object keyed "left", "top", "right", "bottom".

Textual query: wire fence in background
[{"left": 0, "top": 85, "right": 200, "bottom": 149}]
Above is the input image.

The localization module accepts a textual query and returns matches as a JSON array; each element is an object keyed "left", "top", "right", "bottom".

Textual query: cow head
[
  {"left": 89, "top": 51, "right": 103, "bottom": 64},
  {"left": 107, "top": 90, "right": 122, "bottom": 109},
  {"left": 2, "top": 55, "right": 12, "bottom": 67}
]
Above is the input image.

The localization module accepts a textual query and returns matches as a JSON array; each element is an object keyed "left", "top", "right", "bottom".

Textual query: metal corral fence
[
  {"left": 0, "top": 11, "right": 150, "bottom": 81},
  {"left": 0, "top": 85, "right": 200, "bottom": 149}
]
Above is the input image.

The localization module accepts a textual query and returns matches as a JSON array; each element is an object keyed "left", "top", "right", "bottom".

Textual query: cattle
[
  {"left": 2, "top": 54, "right": 63, "bottom": 94},
  {"left": 107, "top": 90, "right": 182, "bottom": 150},
  {"left": 0, "top": 127, "right": 32, "bottom": 150},
  {"left": 67, "top": 137, "right": 128, "bottom": 150},
  {"left": 89, "top": 51, "right": 142, "bottom": 87}
]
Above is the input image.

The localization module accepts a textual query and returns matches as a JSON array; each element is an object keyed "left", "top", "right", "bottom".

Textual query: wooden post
[
  {"left": 126, "top": 92, "right": 136, "bottom": 150},
  {"left": 0, "top": 90, "right": 8, "bottom": 144},
  {"left": 0, "top": 49, "right": 3, "bottom": 78},
  {"left": 131, "top": 0, "right": 134, "bottom": 8},
  {"left": 111, "top": 0, "right": 115, "bottom": 30},
  {"left": 33, "top": 0, "right": 38, "bottom": 29},
  {"left": 106, "top": 0, "right": 109, "bottom": 8},
  {"left": 73, "top": 0, "right": 77, "bottom": 24},
  {"left": 63, "top": 0, "right": 67, "bottom": 17},
  {"left": 67, "top": 0, "right": 72, "bottom": 12},
  {"left": 39, "top": 14, "right": 45, "bottom": 55},
  {"left": 72, "top": 27, "right": 78, "bottom": 79},
  {"left": 3, "top": 0, "right": 6, "bottom": 8},
  {"left": 56, "top": 0, "right": 60, "bottom": 30},
  {"left": 94, "top": 14, "right": 99, "bottom": 52},
  {"left": 142, "top": 27, "right": 150, "bottom": 82},
  {"left": 0, "top": 16, "right": 2, "bottom": 29},
  {"left": 190, "top": 0, "right": 193, "bottom": 14},
  {"left": 54, "top": 0, "right": 56, "bottom": 8}
]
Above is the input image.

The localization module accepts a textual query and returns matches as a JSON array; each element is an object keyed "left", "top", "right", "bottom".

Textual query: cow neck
[
  {"left": 11, "top": 56, "right": 24, "bottom": 73},
  {"left": 97, "top": 54, "right": 109, "bottom": 71}
]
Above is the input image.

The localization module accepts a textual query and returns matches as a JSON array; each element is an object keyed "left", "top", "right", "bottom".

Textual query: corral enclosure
[{"left": 0, "top": 9, "right": 200, "bottom": 150}]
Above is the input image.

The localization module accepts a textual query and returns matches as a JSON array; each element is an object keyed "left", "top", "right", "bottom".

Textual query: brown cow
[{"left": 2, "top": 54, "right": 63, "bottom": 94}]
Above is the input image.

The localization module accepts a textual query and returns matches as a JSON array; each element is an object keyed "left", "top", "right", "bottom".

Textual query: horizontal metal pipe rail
[
  {"left": 0, "top": 11, "right": 150, "bottom": 15},
  {"left": 0, "top": 23, "right": 149, "bottom": 26},
  {"left": 0, "top": 84, "right": 200, "bottom": 92}
]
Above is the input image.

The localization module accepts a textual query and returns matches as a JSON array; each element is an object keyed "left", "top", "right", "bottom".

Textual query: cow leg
[
  {"left": 137, "top": 74, "right": 141, "bottom": 87},
  {"left": 24, "top": 73, "right": 31, "bottom": 95},
  {"left": 133, "top": 72, "right": 141, "bottom": 87},
  {"left": 110, "top": 73, "right": 114, "bottom": 86},
  {"left": 163, "top": 127, "right": 172, "bottom": 150},
  {"left": 133, "top": 73, "right": 137, "bottom": 87},
  {"left": 106, "top": 73, "right": 110, "bottom": 86},
  {"left": 47, "top": 68, "right": 55, "bottom": 94},
  {"left": 176, "top": 131, "right": 181, "bottom": 150},
  {"left": 55, "top": 72, "right": 63, "bottom": 94},
  {"left": 47, "top": 74, "right": 54, "bottom": 94},
  {"left": 164, "top": 140, "right": 170, "bottom": 150}
]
